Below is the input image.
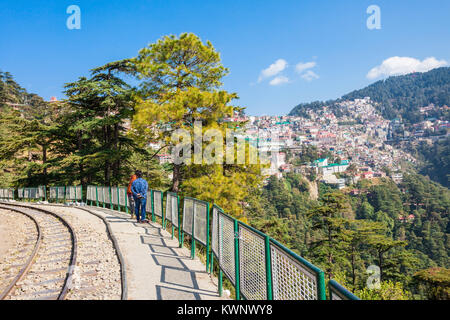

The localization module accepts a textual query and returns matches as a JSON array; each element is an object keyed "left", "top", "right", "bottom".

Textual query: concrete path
[{"left": 81, "top": 206, "right": 224, "bottom": 300}]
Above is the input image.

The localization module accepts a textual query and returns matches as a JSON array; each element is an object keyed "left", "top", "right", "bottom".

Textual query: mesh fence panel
[
  {"left": 29, "top": 188, "right": 37, "bottom": 199},
  {"left": 146, "top": 192, "right": 152, "bottom": 213},
  {"left": 8, "top": 189, "right": 13, "bottom": 199},
  {"left": 103, "top": 187, "right": 111, "bottom": 204},
  {"left": 211, "top": 207, "right": 219, "bottom": 257},
  {"left": 165, "top": 193, "right": 173, "bottom": 223},
  {"left": 97, "top": 186, "right": 104, "bottom": 203},
  {"left": 87, "top": 186, "right": 94, "bottom": 201},
  {"left": 76, "top": 186, "right": 82, "bottom": 200},
  {"left": 153, "top": 191, "right": 162, "bottom": 217},
  {"left": 0, "top": 189, "right": 3, "bottom": 198},
  {"left": 49, "top": 187, "right": 56, "bottom": 199},
  {"left": 38, "top": 186, "right": 45, "bottom": 198},
  {"left": 111, "top": 187, "right": 118, "bottom": 205},
  {"left": 119, "top": 187, "right": 127, "bottom": 206},
  {"left": 171, "top": 196, "right": 179, "bottom": 228},
  {"left": 218, "top": 212, "right": 235, "bottom": 285},
  {"left": 238, "top": 225, "right": 267, "bottom": 300},
  {"left": 271, "top": 242, "right": 317, "bottom": 300},
  {"left": 58, "top": 187, "right": 65, "bottom": 199},
  {"left": 166, "top": 193, "right": 178, "bottom": 224},
  {"left": 24, "top": 188, "right": 29, "bottom": 199},
  {"left": 182, "top": 198, "right": 194, "bottom": 236},
  {"left": 66, "top": 186, "right": 76, "bottom": 200},
  {"left": 19, "top": 188, "right": 24, "bottom": 198},
  {"left": 65, "top": 187, "right": 71, "bottom": 200},
  {"left": 171, "top": 194, "right": 179, "bottom": 227},
  {"left": 193, "top": 201, "right": 208, "bottom": 246}
]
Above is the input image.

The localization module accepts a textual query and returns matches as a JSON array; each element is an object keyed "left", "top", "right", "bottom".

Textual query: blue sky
[{"left": 1, "top": 0, "right": 449, "bottom": 115}]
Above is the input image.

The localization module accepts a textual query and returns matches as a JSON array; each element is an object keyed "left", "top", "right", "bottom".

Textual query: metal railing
[
  {"left": 5, "top": 184, "right": 359, "bottom": 300},
  {"left": 17, "top": 186, "right": 46, "bottom": 201},
  {"left": 181, "top": 197, "right": 210, "bottom": 271},
  {"left": 0, "top": 188, "right": 14, "bottom": 200},
  {"left": 328, "top": 280, "right": 360, "bottom": 300},
  {"left": 49, "top": 186, "right": 67, "bottom": 202},
  {"left": 86, "top": 186, "right": 129, "bottom": 213},
  {"left": 210, "top": 205, "right": 326, "bottom": 300},
  {"left": 165, "top": 192, "right": 180, "bottom": 241}
]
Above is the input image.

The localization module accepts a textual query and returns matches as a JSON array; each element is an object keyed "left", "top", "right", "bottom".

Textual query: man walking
[
  {"left": 131, "top": 170, "right": 148, "bottom": 223},
  {"left": 127, "top": 173, "right": 137, "bottom": 219}
]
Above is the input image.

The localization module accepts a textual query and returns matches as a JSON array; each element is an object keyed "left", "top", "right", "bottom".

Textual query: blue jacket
[{"left": 131, "top": 178, "right": 148, "bottom": 199}]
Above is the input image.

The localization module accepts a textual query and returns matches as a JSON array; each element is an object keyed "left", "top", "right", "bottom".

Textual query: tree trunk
[
  {"left": 42, "top": 143, "right": 47, "bottom": 186},
  {"left": 172, "top": 164, "right": 182, "bottom": 192}
]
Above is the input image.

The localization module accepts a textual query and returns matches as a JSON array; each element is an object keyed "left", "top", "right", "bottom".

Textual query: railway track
[
  {"left": 0, "top": 204, "right": 77, "bottom": 300},
  {"left": 0, "top": 202, "right": 124, "bottom": 300}
]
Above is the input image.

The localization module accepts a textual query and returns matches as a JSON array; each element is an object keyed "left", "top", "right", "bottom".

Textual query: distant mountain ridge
[{"left": 289, "top": 67, "right": 450, "bottom": 123}]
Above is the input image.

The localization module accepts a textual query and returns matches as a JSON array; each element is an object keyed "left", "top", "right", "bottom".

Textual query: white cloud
[
  {"left": 301, "top": 70, "right": 320, "bottom": 82},
  {"left": 258, "top": 59, "right": 287, "bottom": 82},
  {"left": 295, "top": 61, "right": 317, "bottom": 74},
  {"left": 367, "top": 56, "right": 448, "bottom": 79},
  {"left": 269, "top": 76, "right": 290, "bottom": 86}
]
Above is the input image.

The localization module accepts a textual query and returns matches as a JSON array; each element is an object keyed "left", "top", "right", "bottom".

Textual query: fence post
[
  {"left": 103, "top": 187, "right": 106, "bottom": 208},
  {"left": 171, "top": 195, "right": 175, "bottom": 239},
  {"left": 117, "top": 187, "right": 121, "bottom": 212},
  {"left": 44, "top": 186, "right": 47, "bottom": 202},
  {"left": 234, "top": 219, "right": 240, "bottom": 300},
  {"left": 162, "top": 192, "right": 165, "bottom": 229},
  {"left": 206, "top": 202, "right": 210, "bottom": 273},
  {"left": 95, "top": 186, "right": 99, "bottom": 207},
  {"left": 64, "top": 186, "right": 66, "bottom": 203},
  {"left": 151, "top": 190, "right": 155, "bottom": 222},
  {"left": 109, "top": 186, "right": 112, "bottom": 209},
  {"left": 265, "top": 235, "right": 273, "bottom": 300},
  {"left": 191, "top": 201, "right": 196, "bottom": 260},
  {"left": 317, "top": 271, "right": 326, "bottom": 300},
  {"left": 125, "top": 190, "right": 128, "bottom": 214},
  {"left": 219, "top": 269, "right": 223, "bottom": 297},
  {"left": 178, "top": 196, "right": 183, "bottom": 248}
]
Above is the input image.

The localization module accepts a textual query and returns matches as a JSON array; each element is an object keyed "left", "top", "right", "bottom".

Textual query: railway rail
[
  {"left": 0, "top": 204, "right": 77, "bottom": 300},
  {"left": 0, "top": 202, "right": 124, "bottom": 300}
]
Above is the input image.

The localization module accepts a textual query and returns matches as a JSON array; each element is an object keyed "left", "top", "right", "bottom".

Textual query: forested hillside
[
  {"left": 406, "top": 137, "right": 450, "bottom": 188},
  {"left": 246, "top": 172, "right": 450, "bottom": 299},
  {"left": 289, "top": 67, "right": 450, "bottom": 124}
]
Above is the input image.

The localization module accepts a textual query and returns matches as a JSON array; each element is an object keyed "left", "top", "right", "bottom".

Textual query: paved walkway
[{"left": 80, "top": 206, "right": 224, "bottom": 300}]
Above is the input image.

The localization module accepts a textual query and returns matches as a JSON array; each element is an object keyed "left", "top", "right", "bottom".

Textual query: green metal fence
[
  {"left": 11, "top": 184, "right": 359, "bottom": 301},
  {"left": 328, "top": 280, "right": 360, "bottom": 300},
  {"left": 181, "top": 197, "right": 210, "bottom": 272},
  {"left": 165, "top": 192, "right": 180, "bottom": 241},
  {"left": 65, "top": 186, "right": 82, "bottom": 202},
  {"left": 152, "top": 190, "right": 164, "bottom": 224},
  {"left": 17, "top": 186, "right": 46, "bottom": 201},
  {"left": 86, "top": 185, "right": 96, "bottom": 206},
  {"left": 211, "top": 205, "right": 327, "bottom": 300}
]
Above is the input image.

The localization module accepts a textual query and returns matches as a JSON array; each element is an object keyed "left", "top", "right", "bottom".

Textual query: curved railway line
[
  {"left": 0, "top": 202, "right": 124, "bottom": 300},
  {"left": 0, "top": 204, "right": 77, "bottom": 300}
]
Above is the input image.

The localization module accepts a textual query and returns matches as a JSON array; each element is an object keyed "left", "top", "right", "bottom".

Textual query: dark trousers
[
  {"left": 133, "top": 196, "right": 146, "bottom": 221},
  {"left": 127, "top": 194, "right": 135, "bottom": 215}
]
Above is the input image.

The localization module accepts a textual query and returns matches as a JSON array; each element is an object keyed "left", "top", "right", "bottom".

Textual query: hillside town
[
  {"left": 216, "top": 97, "right": 446, "bottom": 189},
  {"left": 144, "top": 97, "right": 449, "bottom": 190}
]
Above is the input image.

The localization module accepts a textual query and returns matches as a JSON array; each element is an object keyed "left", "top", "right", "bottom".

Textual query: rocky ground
[{"left": 33, "top": 205, "right": 122, "bottom": 300}]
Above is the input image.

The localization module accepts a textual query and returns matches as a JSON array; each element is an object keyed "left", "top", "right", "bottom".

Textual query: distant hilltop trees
[{"left": 289, "top": 67, "right": 450, "bottom": 124}]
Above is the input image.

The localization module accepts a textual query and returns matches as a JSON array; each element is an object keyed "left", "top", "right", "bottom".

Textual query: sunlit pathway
[{"left": 79, "top": 206, "right": 224, "bottom": 300}]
